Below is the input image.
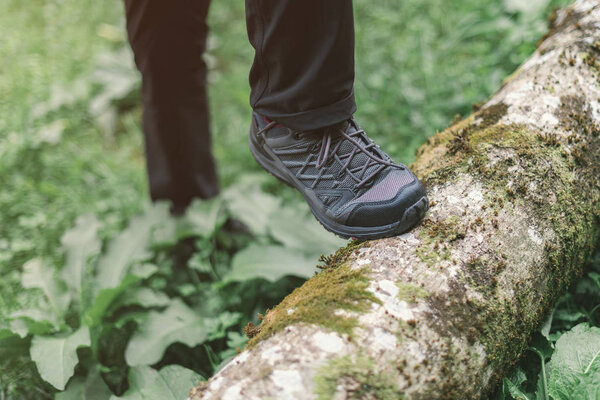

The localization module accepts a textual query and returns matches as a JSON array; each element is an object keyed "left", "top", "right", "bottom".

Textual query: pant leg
[
  {"left": 245, "top": 0, "right": 356, "bottom": 131},
  {"left": 124, "top": 0, "right": 218, "bottom": 213}
]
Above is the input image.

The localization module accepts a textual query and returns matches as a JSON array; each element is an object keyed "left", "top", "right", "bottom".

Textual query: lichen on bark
[
  {"left": 416, "top": 119, "right": 599, "bottom": 386},
  {"left": 314, "top": 355, "right": 403, "bottom": 400}
]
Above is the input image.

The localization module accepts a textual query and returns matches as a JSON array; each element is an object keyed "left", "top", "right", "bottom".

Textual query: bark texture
[{"left": 191, "top": 1, "right": 600, "bottom": 398}]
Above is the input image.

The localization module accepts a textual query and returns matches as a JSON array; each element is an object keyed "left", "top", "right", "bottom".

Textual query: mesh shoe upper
[{"left": 252, "top": 113, "right": 426, "bottom": 228}]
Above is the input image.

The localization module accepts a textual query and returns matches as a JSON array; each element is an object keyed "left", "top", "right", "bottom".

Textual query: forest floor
[{"left": 1, "top": 0, "right": 598, "bottom": 399}]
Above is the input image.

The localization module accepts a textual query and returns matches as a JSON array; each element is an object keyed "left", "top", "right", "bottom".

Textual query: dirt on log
[{"left": 190, "top": 1, "right": 600, "bottom": 399}]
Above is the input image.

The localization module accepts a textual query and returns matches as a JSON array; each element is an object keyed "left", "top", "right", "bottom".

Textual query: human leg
[
  {"left": 245, "top": 0, "right": 356, "bottom": 131},
  {"left": 245, "top": 1, "right": 429, "bottom": 239},
  {"left": 124, "top": 0, "right": 218, "bottom": 214}
]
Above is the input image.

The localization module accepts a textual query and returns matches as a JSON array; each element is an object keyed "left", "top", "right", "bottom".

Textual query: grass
[{"left": 3, "top": 0, "right": 596, "bottom": 399}]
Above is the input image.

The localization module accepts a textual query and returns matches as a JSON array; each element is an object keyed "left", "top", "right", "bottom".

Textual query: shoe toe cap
[{"left": 344, "top": 172, "right": 428, "bottom": 228}]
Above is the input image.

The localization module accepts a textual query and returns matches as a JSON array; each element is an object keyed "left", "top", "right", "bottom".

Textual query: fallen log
[{"left": 191, "top": 1, "right": 600, "bottom": 398}]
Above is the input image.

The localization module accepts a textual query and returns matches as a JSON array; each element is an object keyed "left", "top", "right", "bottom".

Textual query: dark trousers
[{"left": 124, "top": 0, "right": 356, "bottom": 211}]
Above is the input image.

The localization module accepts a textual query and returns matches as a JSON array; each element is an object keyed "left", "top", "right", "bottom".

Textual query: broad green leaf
[
  {"left": 224, "top": 184, "right": 281, "bottom": 236},
  {"left": 36, "top": 119, "right": 65, "bottom": 145},
  {"left": 8, "top": 319, "right": 31, "bottom": 339},
  {"left": 29, "top": 80, "right": 89, "bottom": 120},
  {"left": 9, "top": 308, "right": 60, "bottom": 337},
  {"left": 30, "top": 326, "right": 91, "bottom": 390},
  {"left": 83, "top": 275, "right": 143, "bottom": 327},
  {"left": 129, "top": 263, "right": 160, "bottom": 280},
  {"left": 497, "top": 367, "right": 529, "bottom": 400},
  {"left": 177, "top": 283, "right": 199, "bottom": 297},
  {"left": 507, "top": 366, "right": 527, "bottom": 388},
  {"left": 569, "top": 379, "right": 600, "bottom": 400},
  {"left": 0, "top": 335, "right": 30, "bottom": 358},
  {"left": 223, "top": 245, "right": 317, "bottom": 283},
  {"left": 218, "top": 331, "right": 248, "bottom": 362},
  {"left": 575, "top": 278, "right": 599, "bottom": 297},
  {"left": 113, "top": 311, "right": 149, "bottom": 329},
  {"left": 22, "top": 258, "right": 69, "bottom": 315},
  {"left": 110, "top": 366, "right": 158, "bottom": 400},
  {"left": 540, "top": 311, "right": 552, "bottom": 340},
  {"left": 0, "top": 325, "right": 15, "bottom": 340},
  {"left": 139, "top": 365, "right": 203, "bottom": 400},
  {"left": 528, "top": 332, "right": 553, "bottom": 360},
  {"left": 207, "top": 312, "right": 242, "bottom": 341},
  {"left": 267, "top": 205, "right": 347, "bottom": 257},
  {"left": 60, "top": 214, "right": 102, "bottom": 299},
  {"left": 89, "top": 48, "right": 140, "bottom": 136},
  {"left": 150, "top": 216, "right": 177, "bottom": 249},
  {"left": 55, "top": 367, "right": 112, "bottom": 400},
  {"left": 111, "top": 287, "right": 170, "bottom": 310},
  {"left": 589, "top": 272, "right": 600, "bottom": 290},
  {"left": 547, "top": 323, "right": 600, "bottom": 400},
  {"left": 503, "top": 378, "right": 528, "bottom": 400},
  {"left": 84, "top": 264, "right": 158, "bottom": 327},
  {"left": 504, "top": 0, "right": 549, "bottom": 17},
  {"left": 188, "top": 253, "right": 213, "bottom": 274},
  {"left": 180, "top": 197, "right": 225, "bottom": 238},
  {"left": 553, "top": 307, "right": 585, "bottom": 323},
  {"left": 96, "top": 204, "right": 168, "bottom": 292},
  {"left": 60, "top": 214, "right": 102, "bottom": 298},
  {"left": 125, "top": 300, "right": 216, "bottom": 366}
]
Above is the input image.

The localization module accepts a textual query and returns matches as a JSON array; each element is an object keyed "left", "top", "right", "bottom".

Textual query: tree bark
[{"left": 191, "top": 1, "right": 600, "bottom": 398}]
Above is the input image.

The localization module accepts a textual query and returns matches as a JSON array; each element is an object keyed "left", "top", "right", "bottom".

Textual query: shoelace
[
  {"left": 314, "top": 123, "right": 403, "bottom": 189},
  {"left": 257, "top": 120, "right": 404, "bottom": 189}
]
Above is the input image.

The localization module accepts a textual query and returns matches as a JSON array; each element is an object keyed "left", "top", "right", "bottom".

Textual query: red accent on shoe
[{"left": 263, "top": 115, "right": 284, "bottom": 128}]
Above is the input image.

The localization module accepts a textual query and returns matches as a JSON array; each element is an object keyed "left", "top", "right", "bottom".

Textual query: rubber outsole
[{"left": 249, "top": 130, "right": 429, "bottom": 240}]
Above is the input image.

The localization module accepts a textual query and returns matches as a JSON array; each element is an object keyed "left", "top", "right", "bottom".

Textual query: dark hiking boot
[{"left": 248, "top": 113, "right": 429, "bottom": 240}]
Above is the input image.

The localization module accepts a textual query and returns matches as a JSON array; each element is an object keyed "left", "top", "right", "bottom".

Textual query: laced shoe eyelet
[{"left": 293, "top": 132, "right": 302, "bottom": 140}]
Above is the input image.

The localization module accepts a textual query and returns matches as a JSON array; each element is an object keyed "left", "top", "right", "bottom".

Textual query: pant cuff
[{"left": 253, "top": 90, "right": 357, "bottom": 131}]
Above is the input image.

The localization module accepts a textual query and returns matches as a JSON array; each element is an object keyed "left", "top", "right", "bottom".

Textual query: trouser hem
[{"left": 254, "top": 90, "right": 357, "bottom": 131}]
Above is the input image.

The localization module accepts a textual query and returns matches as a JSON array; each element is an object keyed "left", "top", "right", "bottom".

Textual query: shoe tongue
[
  {"left": 266, "top": 125, "right": 291, "bottom": 138},
  {"left": 255, "top": 113, "right": 292, "bottom": 138}
]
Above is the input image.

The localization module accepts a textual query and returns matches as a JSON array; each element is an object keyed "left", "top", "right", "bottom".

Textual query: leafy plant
[
  {"left": 0, "top": 180, "right": 344, "bottom": 398},
  {"left": 497, "top": 252, "right": 600, "bottom": 400}
]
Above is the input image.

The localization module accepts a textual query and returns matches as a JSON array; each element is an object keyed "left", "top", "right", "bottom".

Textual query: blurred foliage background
[{"left": 2, "top": 0, "right": 599, "bottom": 399}]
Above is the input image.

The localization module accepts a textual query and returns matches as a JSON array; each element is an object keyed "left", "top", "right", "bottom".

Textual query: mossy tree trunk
[{"left": 191, "top": 1, "right": 600, "bottom": 398}]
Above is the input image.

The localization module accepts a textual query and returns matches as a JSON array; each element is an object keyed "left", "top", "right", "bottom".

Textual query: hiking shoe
[{"left": 248, "top": 113, "right": 428, "bottom": 240}]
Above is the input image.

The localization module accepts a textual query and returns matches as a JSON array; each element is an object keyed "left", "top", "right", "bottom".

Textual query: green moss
[
  {"left": 422, "top": 121, "right": 598, "bottom": 248},
  {"left": 415, "top": 215, "right": 466, "bottom": 266},
  {"left": 417, "top": 109, "right": 598, "bottom": 394},
  {"left": 396, "top": 282, "right": 429, "bottom": 303},
  {"left": 537, "top": 7, "right": 583, "bottom": 50},
  {"left": 257, "top": 365, "right": 274, "bottom": 380},
  {"left": 459, "top": 253, "right": 507, "bottom": 296},
  {"left": 580, "top": 34, "right": 600, "bottom": 82},
  {"left": 478, "top": 102, "right": 509, "bottom": 129},
  {"left": 314, "top": 355, "right": 403, "bottom": 400},
  {"left": 471, "top": 128, "right": 597, "bottom": 387},
  {"left": 446, "top": 102, "right": 509, "bottom": 155},
  {"left": 245, "top": 241, "right": 381, "bottom": 349}
]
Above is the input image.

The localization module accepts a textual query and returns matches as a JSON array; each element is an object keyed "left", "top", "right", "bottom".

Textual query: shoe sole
[{"left": 249, "top": 129, "right": 429, "bottom": 240}]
